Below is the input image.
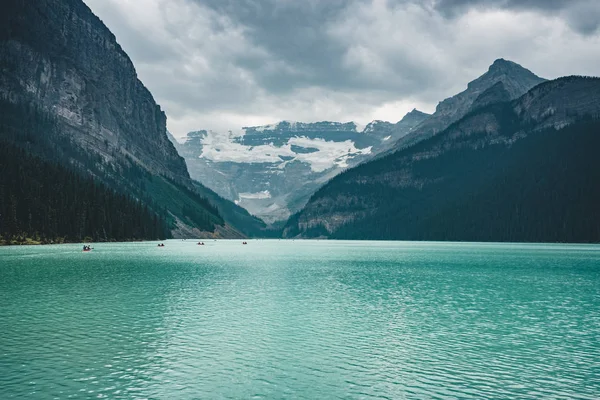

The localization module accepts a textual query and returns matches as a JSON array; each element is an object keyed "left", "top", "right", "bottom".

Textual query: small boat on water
[
  {"left": 82, "top": 245, "right": 93, "bottom": 252},
  {"left": 158, "top": 243, "right": 165, "bottom": 247}
]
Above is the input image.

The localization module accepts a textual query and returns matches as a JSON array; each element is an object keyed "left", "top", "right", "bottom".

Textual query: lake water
[{"left": 1, "top": 240, "right": 599, "bottom": 399}]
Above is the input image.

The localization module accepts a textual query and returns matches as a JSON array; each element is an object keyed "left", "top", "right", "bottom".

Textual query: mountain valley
[
  {"left": 172, "top": 112, "right": 429, "bottom": 223},
  {"left": 1, "top": 0, "right": 599, "bottom": 244}
]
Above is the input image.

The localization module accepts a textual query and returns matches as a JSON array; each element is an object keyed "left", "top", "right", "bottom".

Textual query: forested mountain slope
[
  {"left": 0, "top": 142, "right": 170, "bottom": 244},
  {"left": 0, "top": 0, "right": 240, "bottom": 238},
  {"left": 284, "top": 77, "right": 600, "bottom": 243}
]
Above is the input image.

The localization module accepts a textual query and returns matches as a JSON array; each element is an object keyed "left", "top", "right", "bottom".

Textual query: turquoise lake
[{"left": 1, "top": 240, "right": 599, "bottom": 399}]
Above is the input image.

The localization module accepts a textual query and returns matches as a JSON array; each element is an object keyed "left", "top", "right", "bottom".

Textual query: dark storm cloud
[
  {"left": 434, "top": 0, "right": 569, "bottom": 12},
  {"left": 83, "top": 0, "right": 600, "bottom": 136},
  {"left": 190, "top": 0, "right": 600, "bottom": 98},
  {"left": 189, "top": 0, "right": 356, "bottom": 93},
  {"left": 181, "top": 0, "right": 449, "bottom": 98},
  {"left": 432, "top": 0, "right": 600, "bottom": 34}
]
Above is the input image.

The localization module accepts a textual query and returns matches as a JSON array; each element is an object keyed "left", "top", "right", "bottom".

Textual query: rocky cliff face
[
  {"left": 174, "top": 112, "right": 429, "bottom": 223},
  {"left": 284, "top": 76, "right": 600, "bottom": 241},
  {"left": 0, "top": 0, "right": 246, "bottom": 237},
  {"left": 0, "top": 0, "right": 188, "bottom": 182},
  {"left": 391, "top": 59, "right": 546, "bottom": 151},
  {"left": 470, "top": 82, "right": 512, "bottom": 112}
]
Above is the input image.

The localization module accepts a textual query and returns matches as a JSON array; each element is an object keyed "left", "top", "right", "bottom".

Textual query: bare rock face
[
  {"left": 0, "top": 0, "right": 248, "bottom": 237},
  {"left": 392, "top": 59, "right": 546, "bottom": 151},
  {"left": 0, "top": 0, "right": 189, "bottom": 183}
]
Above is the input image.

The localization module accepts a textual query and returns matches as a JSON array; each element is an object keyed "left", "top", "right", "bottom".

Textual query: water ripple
[{"left": 1, "top": 240, "right": 599, "bottom": 399}]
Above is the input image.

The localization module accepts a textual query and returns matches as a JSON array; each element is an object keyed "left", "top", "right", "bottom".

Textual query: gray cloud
[
  {"left": 432, "top": 0, "right": 600, "bottom": 34},
  {"left": 191, "top": 0, "right": 358, "bottom": 93},
  {"left": 83, "top": 0, "right": 600, "bottom": 137},
  {"left": 433, "top": 0, "right": 571, "bottom": 13}
]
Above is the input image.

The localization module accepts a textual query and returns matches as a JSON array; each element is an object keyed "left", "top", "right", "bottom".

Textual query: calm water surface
[{"left": 1, "top": 240, "right": 599, "bottom": 399}]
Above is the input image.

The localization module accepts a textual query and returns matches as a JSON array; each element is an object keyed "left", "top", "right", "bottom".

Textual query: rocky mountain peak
[
  {"left": 363, "top": 120, "right": 393, "bottom": 133},
  {"left": 467, "top": 58, "right": 545, "bottom": 97},
  {"left": 391, "top": 59, "right": 545, "bottom": 151},
  {"left": 400, "top": 108, "right": 430, "bottom": 123},
  {"left": 488, "top": 58, "right": 523, "bottom": 72}
]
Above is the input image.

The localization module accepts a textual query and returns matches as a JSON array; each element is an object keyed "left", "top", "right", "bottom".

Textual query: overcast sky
[{"left": 83, "top": 0, "right": 600, "bottom": 138}]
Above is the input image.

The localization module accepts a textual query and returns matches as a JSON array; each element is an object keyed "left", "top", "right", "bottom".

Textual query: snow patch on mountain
[
  {"left": 198, "top": 130, "right": 370, "bottom": 172},
  {"left": 238, "top": 190, "right": 272, "bottom": 200},
  {"left": 175, "top": 112, "right": 431, "bottom": 223}
]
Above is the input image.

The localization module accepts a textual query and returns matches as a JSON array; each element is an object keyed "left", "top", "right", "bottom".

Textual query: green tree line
[
  {"left": 293, "top": 115, "right": 600, "bottom": 243},
  {"left": 0, "top": 96, "right": 226, "bottom": 237},
  {"left": 0, "top": 142, "right": 170, "bottom": 244}
]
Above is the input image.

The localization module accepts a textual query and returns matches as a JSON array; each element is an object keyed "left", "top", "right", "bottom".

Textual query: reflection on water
[{"left": 1, "top": 240, "right": 599, "bottom": 399}]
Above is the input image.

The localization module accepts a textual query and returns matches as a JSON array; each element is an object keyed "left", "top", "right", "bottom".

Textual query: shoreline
[
  {"left": 0, "top": 238, "right": 167, "bottom": 247},
  {"left": 2, "top": 238, "right": 600, "bottom": 247}
]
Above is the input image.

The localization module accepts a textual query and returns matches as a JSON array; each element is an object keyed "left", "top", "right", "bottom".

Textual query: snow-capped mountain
[{"left": 172, "top": 112, "right": 429, "bottom": 223}]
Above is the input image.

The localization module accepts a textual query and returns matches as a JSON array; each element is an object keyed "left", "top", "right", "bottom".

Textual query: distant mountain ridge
[
  {"left": 284, "top": 75, "right": 600, "bottom": 242},
  {"left": 174, "top": 111, "right": 430, "bottom": 223},
  {"left": 175, "top": 58, "right": 545, "bottom": 225}
]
